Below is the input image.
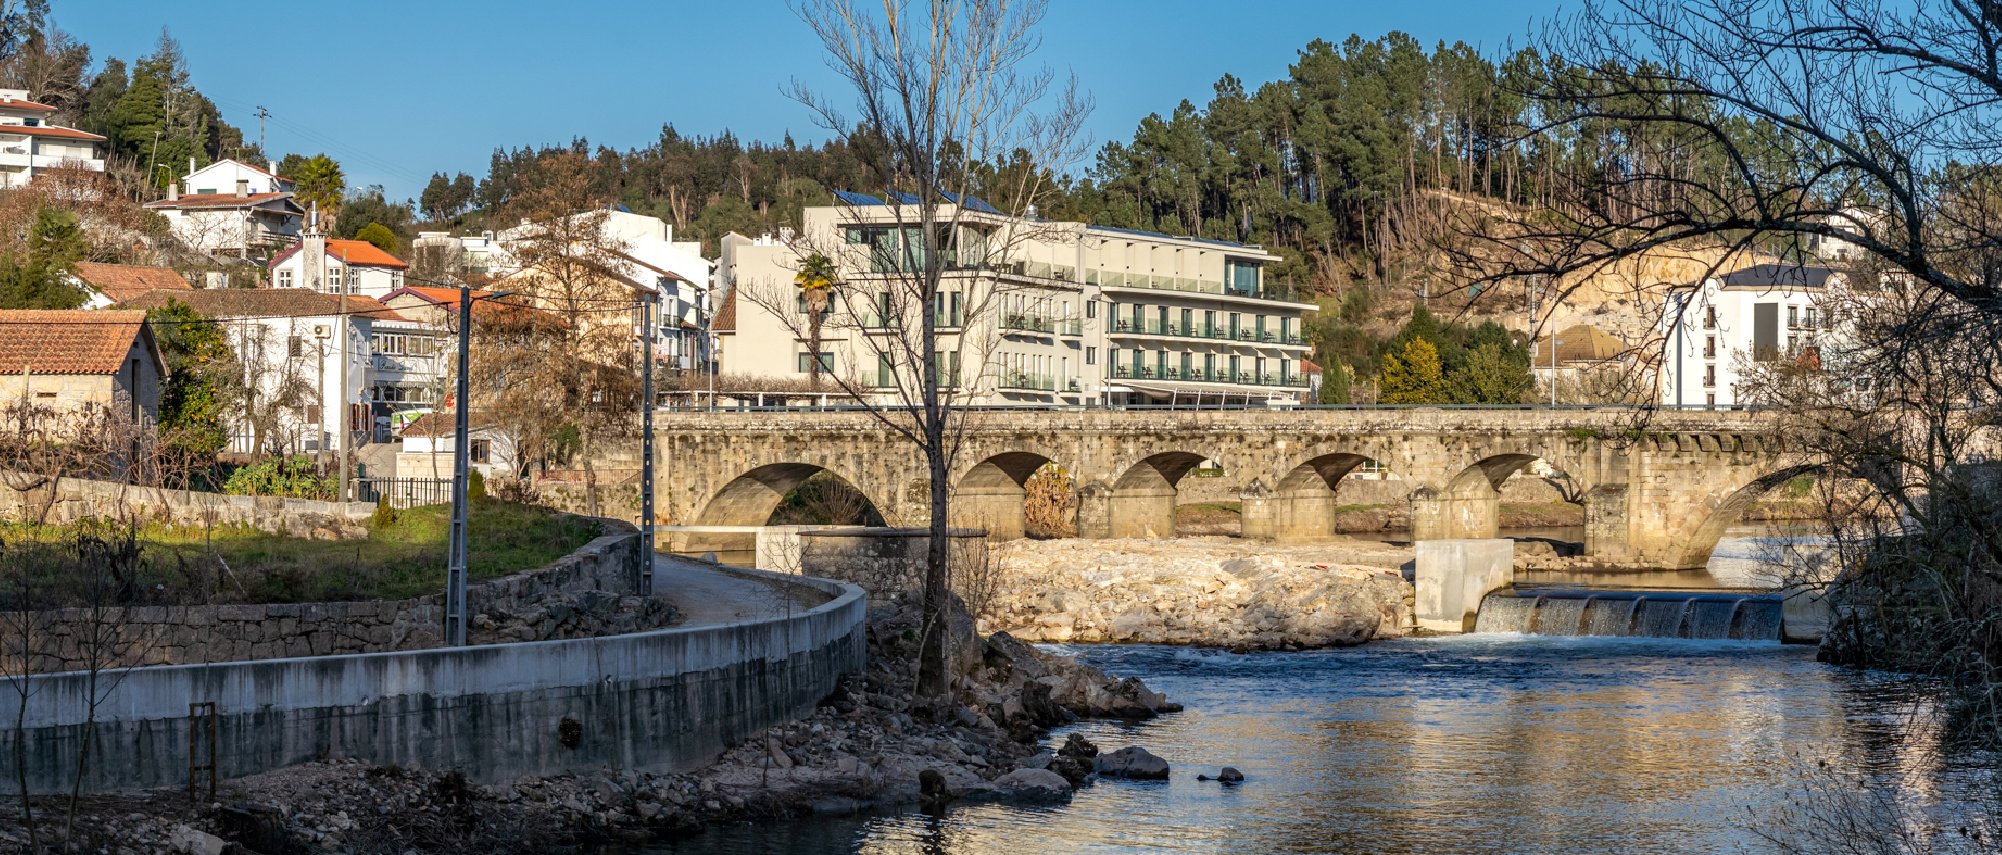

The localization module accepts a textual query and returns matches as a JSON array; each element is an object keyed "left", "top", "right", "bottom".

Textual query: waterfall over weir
[{"left": 1473, "top": 588, "right": 1785, "bottom": 641}]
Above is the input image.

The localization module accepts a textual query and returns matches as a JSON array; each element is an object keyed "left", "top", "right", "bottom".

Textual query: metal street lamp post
[{"left": 445, "top": 285, "right": 512, "bottom": 647}]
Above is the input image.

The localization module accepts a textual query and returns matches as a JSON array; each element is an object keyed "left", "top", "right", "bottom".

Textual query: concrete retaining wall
[
  {"left": 0, "top": 561, "right": 867, "bottom": 794},
  {"left": 0, "top": 472, "right": 375, "bottom": 539}
]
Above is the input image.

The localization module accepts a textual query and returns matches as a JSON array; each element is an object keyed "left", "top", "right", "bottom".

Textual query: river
[
  {"left": 642, "top": 635, "right": 1994, "bottom": 854},
  {"left": 640, "top": 529, "right": 1993, "bottom": 853}
]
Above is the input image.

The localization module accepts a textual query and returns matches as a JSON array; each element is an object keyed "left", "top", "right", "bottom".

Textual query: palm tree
[{"left": 795, "top": 252, "right": 839, "bottom": 388}]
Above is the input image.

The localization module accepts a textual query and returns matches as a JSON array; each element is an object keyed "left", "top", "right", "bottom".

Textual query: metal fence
[{"left": 354, "top": 477, "right": 454, "bottom": 509}]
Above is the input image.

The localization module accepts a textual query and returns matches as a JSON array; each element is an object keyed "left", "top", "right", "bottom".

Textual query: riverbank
[
  {"left": 985, "top": 537, "right": 1414, "bottom": 650},
  {"left": 0, "top": 597, "right": 1176, "bottom": 853}
]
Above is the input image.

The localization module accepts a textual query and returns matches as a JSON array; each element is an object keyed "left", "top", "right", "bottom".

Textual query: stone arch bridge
[{"left": 654, "top": 409, "right": 1807, "bottom": 569}]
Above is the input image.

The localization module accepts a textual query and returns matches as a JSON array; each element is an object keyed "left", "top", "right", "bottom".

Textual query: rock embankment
[
  {"left": 986, "top": 537, "right": 1414, "bottom": 650},
  {"left": 5, "top": 598, "right": 1176, "bottom": 854}
]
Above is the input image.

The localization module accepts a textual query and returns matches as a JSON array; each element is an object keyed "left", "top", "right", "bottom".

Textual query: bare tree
[
  {"left": 769, "top": 0, "right": 1091, "bottom": 702},
  {"left": 481, "top": 153, "right": 643, "bottom": 512}
]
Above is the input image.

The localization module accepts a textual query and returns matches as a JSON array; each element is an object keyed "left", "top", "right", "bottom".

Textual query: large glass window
[
  {"left": 1225, "top": 260, "right": 1260, "bottom": 296},
  {"left": 796, "top": 352, "right": 834, "bottom": 374}
]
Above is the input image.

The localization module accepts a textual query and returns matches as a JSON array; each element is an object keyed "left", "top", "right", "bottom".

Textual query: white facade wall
[
  {"left": 1659, "top": 277, "right": 1841, "bottom": 408},
  {"left": 222, "top": 314, "right": 374, "bottom": 455},
  {"left": 271, "top": 252, "right": 405, "bottom": 298},
  {"left": 183, "top": 159, "right": 288, "bottom": 196}
]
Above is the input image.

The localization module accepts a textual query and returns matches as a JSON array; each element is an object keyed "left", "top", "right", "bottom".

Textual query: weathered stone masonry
[{"left": 657, "top": 409, "right": 1804, "bottom": 569}]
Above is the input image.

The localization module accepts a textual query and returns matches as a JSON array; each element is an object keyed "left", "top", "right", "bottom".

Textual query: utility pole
[
  {"left": 337, "top": 286, "right": 351, "bottom": 503},
  {"left": 445, "top": 284, "right": 473, "bottom": 647},
  {"left": 640, "top": 292, "right": 656, "bottom": 595},
  {"left": 254, "top": 105, "right": 271, "bottom": 159}
]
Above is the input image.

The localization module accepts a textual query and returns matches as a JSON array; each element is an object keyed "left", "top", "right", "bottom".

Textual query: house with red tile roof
[
  {"left": 270, "top": 227, "right": 409, "bottom": 298},
  {"left": 71, "top": 261, "right": 194, "bottom": 308},
  {"left": 0, "top": 89, "right": 107, "bottom": 188},
  {"left": 146, "top": 187, "right": 305, "bottom": 257},
  {"left": 0, "top": 309, "right": 166, "bottom": 422}
]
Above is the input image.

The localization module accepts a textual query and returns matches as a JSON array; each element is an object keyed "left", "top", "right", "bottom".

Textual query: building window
[
  {"left": 1703, "top": 336, "right": 1716, "bottom": 359},
  {"left": 796, "top": 352, "right": 834, "bottom": 374},
  {"left": 877, "top": 353, "right": 894, "bottom": 387},
  {"left": 1706, "top": 393, "right": 1716, "bottom": 408},
  {"left": 1805, "top": 306, "right": 1817, "bottom": 329},
  {"left": 277, "top": 269, "right": 293, "bottom": 289},
  {"left": 1703, "top": 365, "right": 1717, "bottom": 388},
  {"left": 1703, "top": 306, "right": 1717, "bottom": 329},
  {"left": 469, "top": 438, "right": 492, "bottom": 465},
  {"left": 1788, "top": 305, "right": 1799, "bottom": 328},
  {"left": 289, "top": 336, "right": 304, "bottom": 357},
  {"left": 1085, "top": 346, "right": 1097, "bottom": 366},
  {"left": 1086, "top": 300, "right": 1097, "bottom": 319}
]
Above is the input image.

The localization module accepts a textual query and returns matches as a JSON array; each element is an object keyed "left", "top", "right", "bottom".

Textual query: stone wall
[
  {"left": 796, "top": 527, "right": 990, "bottom": 605},
  {"left": 1, "top": 566, "right": 868, "bottom": 795},
  {"left": 0, "top": 472, "right": 374, "bottom": 540},
  {"left": 9, "top": 519, "right": 646, "bottom": 673}
]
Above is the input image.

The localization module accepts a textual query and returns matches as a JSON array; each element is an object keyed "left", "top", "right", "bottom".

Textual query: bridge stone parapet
[{"left": 655, "top": 409, "right": 1801, "bottom": 569}]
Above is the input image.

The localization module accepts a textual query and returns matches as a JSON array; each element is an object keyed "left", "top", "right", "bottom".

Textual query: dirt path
[{"left": 652, "top": 554, "right": 824, "bottom": 626}]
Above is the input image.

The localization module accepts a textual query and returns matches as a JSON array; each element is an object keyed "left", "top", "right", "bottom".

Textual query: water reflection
[{"left": 640, "top": 636, "right": 1991, "bottom": 855}]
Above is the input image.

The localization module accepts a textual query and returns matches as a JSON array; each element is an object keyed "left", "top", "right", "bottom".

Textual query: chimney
[
  {"left": 167, "top": 182, "right": 179, "bottom": 202},
  {"left": 302, "top": 203, "right": 328, "bottom": 292},
  {"left": 235, "top": 178, "right": 249, "bottom": 198},
  {"left": 188, "top": 156, "right": 196, "bottom": 177},
  {"left": 268, "top": 159, "right": 279, "bottom": 177}
]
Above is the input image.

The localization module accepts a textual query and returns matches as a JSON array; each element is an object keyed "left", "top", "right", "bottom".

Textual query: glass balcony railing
[
  {"left": 1110, "top": 363, "right": 1310, "bottom": 388},
  {"left": 1108, "top": 318, "right": 1305, "bottom": 346},
  {"left": 1000, "top": 371, "right": 1057, "bottom": 391}
]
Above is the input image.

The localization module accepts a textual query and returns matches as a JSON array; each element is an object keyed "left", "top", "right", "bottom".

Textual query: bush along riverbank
[
  {"left": 985, "top": 537, "right": 1415, "bottom": 650},
  {"left": 0, "top": 597, "right": 1177, "bottom": 854}
]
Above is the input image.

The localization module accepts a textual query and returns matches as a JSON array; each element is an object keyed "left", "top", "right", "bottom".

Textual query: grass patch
[{"left": 0, "top": 501, "right": 599, "bottom": 605}]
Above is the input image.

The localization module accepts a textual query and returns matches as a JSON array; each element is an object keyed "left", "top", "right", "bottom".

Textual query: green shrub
[
  {"left": 370, "top": 495, "right": 398, "bottom": 530},
  {"left": 223, "top": 456, "right": 337, "bottom": 500},
  {"left": 468, "top": 470, "right": 487, "bottom": 503}
]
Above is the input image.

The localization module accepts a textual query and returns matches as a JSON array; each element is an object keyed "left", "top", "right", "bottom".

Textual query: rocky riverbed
[
  {"left": 0, "top": 598, "right": 1176, "bottom": 854},
  {"left": 984, "top": 537, "right": 1415, "bottom": 650}
]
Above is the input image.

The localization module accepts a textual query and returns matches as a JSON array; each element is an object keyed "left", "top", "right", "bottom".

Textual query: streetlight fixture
[{"left": 445, "top": 285, "right": 515, "bottom": 647}]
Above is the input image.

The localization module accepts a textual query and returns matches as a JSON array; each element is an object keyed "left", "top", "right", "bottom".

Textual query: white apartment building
[
  {"left": 122, "top": 289, "right": 401, "bottom": 455},
  {"left": 270, "top": 222, "right": 409, "bottom": 298},
  {"left": 1659, "top": 263, "right": 1844, "bottom": 408},
  {"left": 0, "top": 89, "right": 106, "bottom": 188},
  {"left": 145, "top": 159, "right": 304, "bottom": 256},
  {"left": 715, "top": 197, "right": 1316, "bottom": 405}
]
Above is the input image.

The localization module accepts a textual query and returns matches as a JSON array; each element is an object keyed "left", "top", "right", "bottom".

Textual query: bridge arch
[
  {"left": 1664, "top": 464, "right": 1825, "bottom": 569},
  {"left": 1087, "top": 450, "right": 1225, "bottom": 538},
  {"left": 1420, "top": 451, "right": 1584, "bottom": 542},
  {"left": 681, "top": 462, "right": 886, "bottom": 555},
  {"left": 1255, "top": 452, "right": 1411, "bottom": 540},
  {"left": 952, "top": 451, "right": 1062, "bottom": 541}
]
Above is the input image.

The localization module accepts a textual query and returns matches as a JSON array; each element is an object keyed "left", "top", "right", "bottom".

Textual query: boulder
[
  {"left": 168, "top": 825, "right": 227, "bottom": 855},
  {"left": 1095, "top": 745, "right": 1170, "bottom": 780},
  {"left": 987, "top": 768, "right": 1073, "bottom": 804}
]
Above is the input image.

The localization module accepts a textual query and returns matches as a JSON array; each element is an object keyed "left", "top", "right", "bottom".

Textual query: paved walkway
[{"left": 652, "top": 554, "right": 822, "bottom": 627}]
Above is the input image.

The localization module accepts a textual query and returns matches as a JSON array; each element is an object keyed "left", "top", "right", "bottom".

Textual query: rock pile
[
  {"left": 987, "top": 538, "right": 1414, "bottom": 650},
  {"left": 468, "top": 589, "right": 677, "bottom": 644}
]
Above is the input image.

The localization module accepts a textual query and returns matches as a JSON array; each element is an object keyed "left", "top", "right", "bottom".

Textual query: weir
[{"left": 1472, "top": 588, "right": 1785, "bottom": 641}]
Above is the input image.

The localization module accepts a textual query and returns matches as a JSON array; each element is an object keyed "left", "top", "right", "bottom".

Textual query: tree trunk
[{"left": 916, "top": 419, "right": 951, "bottom": 704}]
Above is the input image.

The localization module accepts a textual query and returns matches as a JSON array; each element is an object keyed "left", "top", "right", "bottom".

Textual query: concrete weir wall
[{"left": 0, "top": 563, "right": 867, "bottom": 795}]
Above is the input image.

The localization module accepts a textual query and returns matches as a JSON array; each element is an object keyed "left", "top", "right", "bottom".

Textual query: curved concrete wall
[{"left": 0, "top": 562, "right": 866, "bottom": 794}]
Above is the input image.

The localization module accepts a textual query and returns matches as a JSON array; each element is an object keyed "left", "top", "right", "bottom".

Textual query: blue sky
[{"left": 61, "top": 0, "right": 1553, "bottom": 201}]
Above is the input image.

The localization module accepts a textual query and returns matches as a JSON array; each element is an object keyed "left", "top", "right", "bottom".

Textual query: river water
[
  {"left": 643, "top": 529, "right": 1993, "bottom": 853},
  {"left": 645, "top": 636, "right": 1994, "bottom": 854}
]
